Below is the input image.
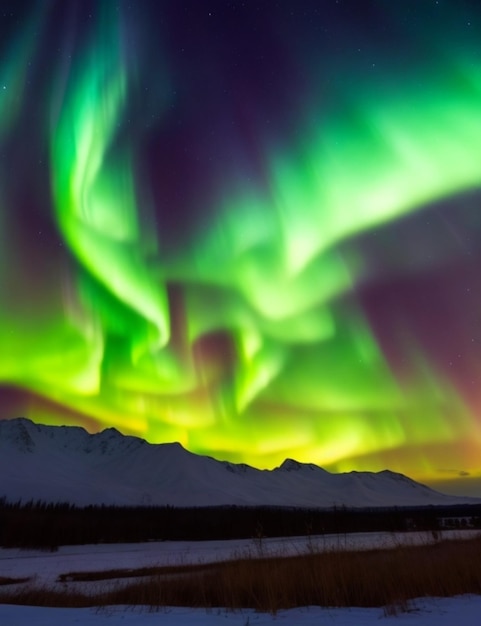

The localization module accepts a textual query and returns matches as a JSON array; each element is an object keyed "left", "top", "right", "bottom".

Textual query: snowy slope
[{"left": 0, "top": 417, "right": 478, "bottom": 508}]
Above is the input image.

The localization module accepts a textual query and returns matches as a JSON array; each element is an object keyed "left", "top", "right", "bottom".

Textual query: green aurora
[{"left": 1, "top": 0, "right": 481, "bottom": 494}]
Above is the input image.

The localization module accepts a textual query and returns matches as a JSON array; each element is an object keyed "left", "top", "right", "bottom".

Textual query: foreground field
[
  {"left": 1, "top": 533, "right": 480, "bottom": 612},
  {"left": 1, "top": 530, "right": 480, "bottom": 616},
  {"left": 1, "top": 529, "right": 478, "bottom": 592}
]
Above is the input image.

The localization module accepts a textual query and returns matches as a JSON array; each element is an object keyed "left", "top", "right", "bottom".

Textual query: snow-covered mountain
[{"left": 0, "top": 417, "right": 477, "bottom": 508}]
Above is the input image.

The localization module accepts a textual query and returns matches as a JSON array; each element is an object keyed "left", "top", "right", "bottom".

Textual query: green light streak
[{"left": 50, "top": 11, "right": 170, "bottom": 364}]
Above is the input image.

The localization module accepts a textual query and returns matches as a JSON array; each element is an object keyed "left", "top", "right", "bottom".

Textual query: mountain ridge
[{"left": 0, "top": 417, "right": 478, "bottom": 508}]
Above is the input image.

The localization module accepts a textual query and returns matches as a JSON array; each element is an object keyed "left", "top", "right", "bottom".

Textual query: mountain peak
[
  {"left": 0, "top": 416, "right": 38, "bottom": 453},
  {"left": 278, "top": 458, "right": 327, "bottom": 473}
]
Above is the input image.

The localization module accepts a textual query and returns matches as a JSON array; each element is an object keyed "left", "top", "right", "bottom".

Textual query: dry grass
[{"left": 1, "top": 534, "right": 481, "bottom": 613}]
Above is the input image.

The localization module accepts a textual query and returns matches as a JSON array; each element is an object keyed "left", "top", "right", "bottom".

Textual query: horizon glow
[{"left": 1, "top": 1, "right": 481, "bottom": 494}]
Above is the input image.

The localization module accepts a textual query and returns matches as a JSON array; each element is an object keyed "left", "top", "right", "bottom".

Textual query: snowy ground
[
  {"left": 1, "top": 596, "right": 481, "bottom": 626},
  {"left": 1, "top": 530, "right": 480, "bottom": 624},
  {"left": 1, "top": 529, "right": 477, "bottom": 592}
]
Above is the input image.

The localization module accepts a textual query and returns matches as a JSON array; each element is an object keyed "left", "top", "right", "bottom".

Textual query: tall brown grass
[{"left": 2, "top": 534, "right": 481, "bottom": 613}]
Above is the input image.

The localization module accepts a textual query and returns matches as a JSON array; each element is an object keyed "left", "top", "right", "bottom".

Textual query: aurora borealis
[{"left": 1, "top": 0, "right": 481, "bottom": 495}]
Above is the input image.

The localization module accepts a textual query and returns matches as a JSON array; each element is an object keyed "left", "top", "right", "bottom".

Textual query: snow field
[{"left": 1, "top": 596, "right": 481, "bottom": 626}]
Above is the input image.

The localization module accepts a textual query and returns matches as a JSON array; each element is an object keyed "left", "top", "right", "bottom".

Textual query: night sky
[{"left": 1, "top": 0, "right": 481, "bottom": 495}]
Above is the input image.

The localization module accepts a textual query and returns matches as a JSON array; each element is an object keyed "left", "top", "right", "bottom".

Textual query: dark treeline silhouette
[{"left": 0, "top": 497, "right": 480, "bottom": 550}]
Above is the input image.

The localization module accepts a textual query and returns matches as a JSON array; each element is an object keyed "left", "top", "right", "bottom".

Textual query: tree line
[{"left": 0, "top": 497, "right": 480, "bottom": 550}]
